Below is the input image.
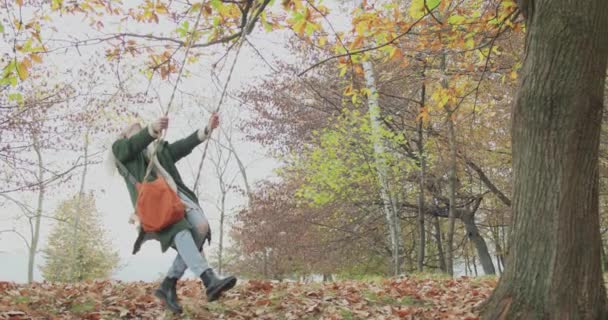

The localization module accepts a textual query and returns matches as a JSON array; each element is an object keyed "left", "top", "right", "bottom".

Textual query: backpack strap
[{"left": 115, "top": 159, "right": 140, "bottom": 186}]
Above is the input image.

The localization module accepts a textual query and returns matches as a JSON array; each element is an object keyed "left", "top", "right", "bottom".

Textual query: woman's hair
[
  {"left": 105, "top": 122, "right": 142, "bottom": 176},
  {"left": 119, "top": 123, "right": 142, "bottom": 139}
]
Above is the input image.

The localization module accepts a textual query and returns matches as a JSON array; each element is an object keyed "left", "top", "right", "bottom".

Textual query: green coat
[{"left": 112, "top": 126, "right": 206, "bottom": 254}]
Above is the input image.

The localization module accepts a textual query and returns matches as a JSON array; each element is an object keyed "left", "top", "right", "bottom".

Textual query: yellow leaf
[
  {"left": 510, "top": 70, "right": 518, "bottom": 79},
  {"left": 318, "top": 36, "right": 327, "bottom": 47},
  {"left": 355, "top": 21, "right": 367, "bottom": 35},
  {"left": 156, "top": 3, "right": 168, "bottom": 14},
  {"left": 408, "top": 0, "right": 425, "bottom": 19},
  {"left": 17, "top": 62, "right": 28, "bottom": 80},
  {"left": 416, "top": 108, "right": 429, "bottom": 124},
  {"left": 293, "top": 21, "right": 306, "bottom": 36},
  {"left": 16, "top": 0, "right": 23, "bottom": 6},
  {"left": 343, "top": 85, "right": 353, "bottom": 96}
]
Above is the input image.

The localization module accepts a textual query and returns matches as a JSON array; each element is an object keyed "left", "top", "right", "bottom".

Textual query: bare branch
[{"left": 0, "top": 229, "right": 31, "bottom": 249}]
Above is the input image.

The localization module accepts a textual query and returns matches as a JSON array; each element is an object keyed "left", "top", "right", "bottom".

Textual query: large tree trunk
[
  {"left": 461, "top": 213, "right": 495, "bottom": 275},
  {"left": 480, "top": 0, "right": 608, "bottom": 318}
]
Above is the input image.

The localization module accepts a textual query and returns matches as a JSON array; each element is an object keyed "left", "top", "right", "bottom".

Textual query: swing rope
[
  {"left": 192, "top": 37, "right": 245, "bottom": 193},
  {"left": 142, "top": 6, "right": 205, "bottom": 182},
  {"left": 140, "top": 2, "right": 251, "bottom": 191}
]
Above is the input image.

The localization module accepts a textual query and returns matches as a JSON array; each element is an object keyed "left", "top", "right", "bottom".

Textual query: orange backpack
[{"left": 117, "top": 161, "right": 185, "bottom": 232}]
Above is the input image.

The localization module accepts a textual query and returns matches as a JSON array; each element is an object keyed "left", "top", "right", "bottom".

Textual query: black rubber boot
[
  {"left": 154, "top": 277, "right": 183, "bottom": 314},
  {"left": 200, "top": 269, "right": 237, "bottom": 302}
]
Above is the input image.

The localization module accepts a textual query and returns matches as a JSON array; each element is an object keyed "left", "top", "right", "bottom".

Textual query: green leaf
[
  {"left": 210, "top": 0, "right": 222, "bottom": 10},
  {"left": 426, "top": 0, "right": 441, "bottom": 10},
  {"left": 466, "top": 38, "right": 475, "bottom": 49},
  {"left": 292, "top": 12, "right": 304, "bottom": 22},
  {"left": 0, "top": 22, "right": 4, "bottom": 33},
  {"left": 8, "top": 92, "right": 23, "bottom": 103},
  {"left": 305, "top": 23, "right": 316, "bottom": 36},
  {"left": 448, "top": 15, "right": 465, "bottom": 24},
  {"left": 409, "top": 0, "right": 441, "bottom": 19}
]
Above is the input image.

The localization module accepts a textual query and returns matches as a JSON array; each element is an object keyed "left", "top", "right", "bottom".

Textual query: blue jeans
[{"left": 166, "top": 192, "right": 211, "bottom": 278}]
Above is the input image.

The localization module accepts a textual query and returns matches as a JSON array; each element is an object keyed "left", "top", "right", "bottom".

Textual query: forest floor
[{"left": 0, "top": 276, "right": 496, "bottom": 319}]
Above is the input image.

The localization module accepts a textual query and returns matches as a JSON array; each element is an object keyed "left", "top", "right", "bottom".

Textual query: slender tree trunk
[
  {"left": 70, "top": 131, "right": 89, "bottom": 281},
  {"left": 362, "top": 60, "right": 403, "bottom": 276},
  {"left": 491, "top": 222, "right": 505, "bottom": 274},
  {"left": 353, "top": 0, "right": 402, "bottom": 276},
  {"left": 481, "top": 0, "right": 608, "bottom": 317},
  {"left": 463, "top": 243, "right": 470, "bottom": 276},
  {"left": 433, "top": 215, "right": 447, "bottom": 272},
  {"left": 444, "top": 105, "right": 457, "bottom": 277},
  {"left": 471, "top": 250, "right": 478, "bottom": 277},
  {"left": 416, "top": 72, "right": 427, "bottom": 273},
  {"left": 262, "top": 248, "right": 268, "bottom": 279},
  {"left": 28, "top": 137, "right": 44, "bottom": 283},
  {"left": 222, "top": 130, "right": 253, "bottom": 207},
  {"left": 218, "top": 191, "right": 226, "bottom": 274},
  {"left": 461, "top": 213, "right": 496, "bottom": 275},
  {"left": 440, "top": 53, "right": 458, "bottom": 277}
]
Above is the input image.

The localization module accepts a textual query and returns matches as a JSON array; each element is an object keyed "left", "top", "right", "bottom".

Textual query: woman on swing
[{"left": 111, "top": 113, "right": 236, "bottom": 314}]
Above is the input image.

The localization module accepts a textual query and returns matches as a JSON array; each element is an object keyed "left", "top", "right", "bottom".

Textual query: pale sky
[{"left": 0, "top": 1, "right": 352, "bottom": 282}]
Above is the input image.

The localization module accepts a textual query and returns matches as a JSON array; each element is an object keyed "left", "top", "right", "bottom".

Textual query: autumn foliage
[{"left": 0, "top": 277, "right": 496, "bottom": 319}]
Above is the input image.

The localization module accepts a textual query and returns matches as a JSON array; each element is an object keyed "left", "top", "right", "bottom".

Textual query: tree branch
[
  {"left": 298, "top": 12, "right": 433, "bottom": 76},
  {"left": 464, "top": 158, "right": 512, "bottom": 207}
]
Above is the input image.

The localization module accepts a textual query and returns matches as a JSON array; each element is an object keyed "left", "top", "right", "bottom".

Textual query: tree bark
[
  {"left": 602, "top": 243, "right": 608, "bottom": 272},
  {"left": 481, "top": 0, "right": 608, "bottom": 318}
]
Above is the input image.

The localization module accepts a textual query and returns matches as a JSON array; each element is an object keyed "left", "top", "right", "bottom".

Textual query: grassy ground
[{"left": 0, "top": 276, "right": 497, "bottom": 319}]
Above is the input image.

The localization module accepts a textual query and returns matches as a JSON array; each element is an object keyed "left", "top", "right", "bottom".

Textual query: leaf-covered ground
[{"left": 0, "top": 276, "right": 496, "bottom": 319}]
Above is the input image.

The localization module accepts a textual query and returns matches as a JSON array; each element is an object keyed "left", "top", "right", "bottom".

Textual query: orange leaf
[
  {"left": 351, "top": 36, "right": 364, "bottom": 50},
  {"left": 354, "top": 65, "right": 363, "bottom": 75},
  {"left": 389, "top": 47, "right": 403, "bottom": 61},
  {"left": 21, "top": 57, "right": 31, "bottom": 69}
]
